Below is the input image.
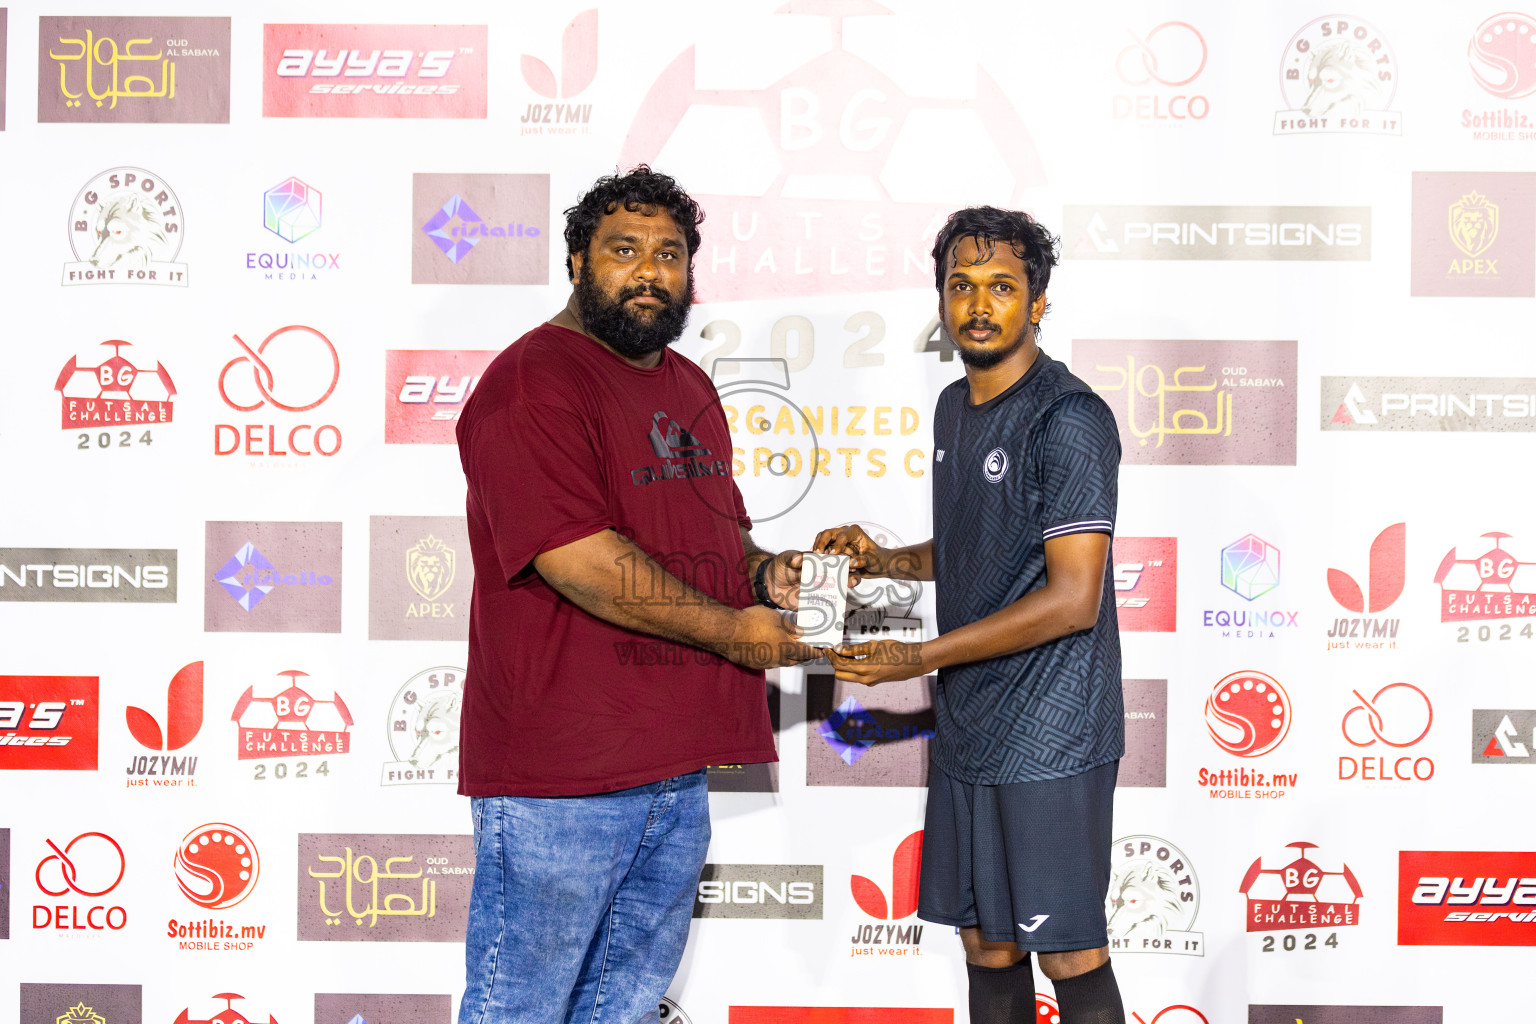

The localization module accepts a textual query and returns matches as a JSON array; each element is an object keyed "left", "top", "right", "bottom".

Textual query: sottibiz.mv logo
[
  {"left": 1400, "top": 850, "right": 1536, "bottom": 946},
  {"left": 1241, "top": 842, "right": 1361, "bottom": 939},
  {"left": 1326, "top": 523, "right": 1404, "bottom": 649},
  {"left": 850, "top": 830, "right": 924, "bottom": 953}
]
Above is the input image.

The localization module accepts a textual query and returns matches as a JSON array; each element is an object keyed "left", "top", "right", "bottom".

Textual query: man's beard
[
  {"left": 574, "top": 272, "right": 694, "bottom": 360},
  {"left": 955, "top": 317, "right": 1030, "bottom": 369}
]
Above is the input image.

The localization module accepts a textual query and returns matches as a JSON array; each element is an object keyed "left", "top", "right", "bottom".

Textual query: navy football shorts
[{"left": 918, "top": 758, "right": 1117, "bottom": 950}]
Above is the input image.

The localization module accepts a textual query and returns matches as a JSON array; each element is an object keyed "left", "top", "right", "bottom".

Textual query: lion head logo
[
  {"left": 1301, "top": 39, "right": 1385, "bottom": 117},
  {"left": 406, "top": 534, "right": 457, "bottom": 602},
  {"left": 1107, "top": 860, "right": 1185, "bottom": 938},
  {"left": 408, "top": 686, "right": 461, "bottom": 768},
  {"left": 91, "top": 193, "right": 171, "bottom": 269}
]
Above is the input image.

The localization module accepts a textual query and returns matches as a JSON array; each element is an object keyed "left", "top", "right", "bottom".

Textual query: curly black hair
[
  {"left": 562, "top": 165, "right": 705, "bottom": 281},
  {"left": 931, "top": 206, "right": 1060, "bottom": 320}
]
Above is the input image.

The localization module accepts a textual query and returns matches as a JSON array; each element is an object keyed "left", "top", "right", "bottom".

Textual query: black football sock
[
  {"left": 966, "top": 956, "right": 1034, "bottom": 1024},
  {"left": 1050, "top": 959, "right": 1125, "bottom": 1024}
]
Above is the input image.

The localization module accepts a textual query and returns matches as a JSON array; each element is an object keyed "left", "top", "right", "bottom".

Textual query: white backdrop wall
[{"left": 2, "top": 2, "right": 1534, "bottom": 1023}]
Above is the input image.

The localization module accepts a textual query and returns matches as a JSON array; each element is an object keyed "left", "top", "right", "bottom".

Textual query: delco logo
[{"left": 1400, "top": 850, "right": 1536, "bottom": 945}]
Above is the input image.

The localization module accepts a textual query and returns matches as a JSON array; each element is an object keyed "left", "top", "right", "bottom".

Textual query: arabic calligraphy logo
[
  {"left": 55, "top": 1004, "right": 107, "bottom": 1024},
  {"left": 263, "top": 177, "right": 322, "bottom": 243},
  {"left": 1095, "top": 357, "right": 1232, "bottom": 449},
  {"left": 1449, "top": 190, "right": 1500, "bottom": 258},
  {"left": 49, "top": 29, "right": 178, "bottom": 110},
  {"left": 218, "top": 325, "right": 340, "bottom": 412},
  {"left": 422, "top": 195, "right": 484, "bottom": 264},
  {"left": 1342, "top": 683, "right": 1432, "bottom": 748},
  {"left": 35, "top": 832, "right": 126, "bottom": 897},
  {"left": 982, "top": 447, "right": 1009, "bottom": 483},
  {"left": 1220, "top": 534, "right": 1280, "bottom": 601},
  {"left": 309, "top": 844, "right": 436, "bottom": 928},
  {"left": 1469, "top": 13, "right": 1536, "bottom": 99},
  {"left": 1116, "top": 22, "right": 1207, "bottom": 86},
  {"left": 406, "top": 535, "right": 456, "bottom": 601},
  {"left": 1204, "top": 670, "right": 1291, "bottom": 757},
  {"left": 175, "top": 823, "right": 259, "bottom": 910}
]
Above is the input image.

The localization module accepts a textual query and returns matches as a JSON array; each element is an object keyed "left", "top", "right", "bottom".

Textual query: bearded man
[{"left": 455, "top": 166, "right": 813, "bottom": 1024}]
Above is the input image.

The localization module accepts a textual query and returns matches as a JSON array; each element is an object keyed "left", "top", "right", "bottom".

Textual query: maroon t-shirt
[{"left": 455, "top": 322, "right": 777, "bottom": 796}]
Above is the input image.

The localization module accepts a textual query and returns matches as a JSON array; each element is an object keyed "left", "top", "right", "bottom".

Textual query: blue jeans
[{"left": 458, "top": 770, "right": 710, "bottom": 1024}]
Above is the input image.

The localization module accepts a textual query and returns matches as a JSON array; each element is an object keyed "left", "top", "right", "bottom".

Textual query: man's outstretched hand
[{"left": 826, "top": 638, "right": 927, "bottom": 685}]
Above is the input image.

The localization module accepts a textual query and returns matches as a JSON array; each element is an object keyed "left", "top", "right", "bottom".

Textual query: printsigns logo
[
  {"left": 1204, "top": 671, "right": 1290, "bottom": 758},
  {"left": 694, "top": 864, "right": 823, "bottom": 920},
  {"left": 1322, "top": 376, "right": 1536, "bottom": 431},
  {"left": 1275, "top": 15, "right": 1401, "bottom": 135},
  {"left": 56, "top": 340, "right": 175, "bottom": 433},
  {"left": 1250, "top": 1008, "right": 1440, "bottom": 1024},
  {"left": 315, "top": 994, "right": 452, "bottom": 1024},
  {"left": 384, "top": 350, "right": 494, "bottom": 443},
  {"left": 382, "top": 667, "right": 462, "bottom": 786},
  {"left": 33, "top": 831, "right": 128, "bottom": 932},
  {"left": 1470, "top": 13, "right": 1536, "bottom": 99},
  {"left": 1241, "top": 842, "right": 1362, "bottom": 932},
  {"left": 1400, "top": 850, "right": 1536, "bottom": 945},
  {"left": 369, "top": 516, "right": 472, "bottom": 640},
  {"left": 520, "top": 9, "right": 597, "bottom": 135},
  {"left": 1411, "top": 171, "right": 1536, "bottom": 297},
  {"left": 39, "top": 17, "right": 230, "bottom": 123},
  {"left": 176, "top": 823, "right": 259, "bottom": 910},
  {"left": 1114, "top": 538, "right": 1176, "bottom": 632},
  {"left": 1074, "top": 341, "right": 1298, "bottom": 466},
  {"left": 849, "top": 831, "right": 923, "bottom": 953},
  {"left": 1107, "top": 836, "right": 1203, "bottom": 956},
  {"left": 63, "top": 167, "right": 186, "bottom": 287},
  {"left": 231, "top": 670, "right": 352, "bottom": 761},
  {"left": 1435, "top": 531, "right": 1536, "bottom": 621},
  {"left": 1064, "top": 207, "right": 1370, "bottom": 261},
  {"left": 1473, "top": 709, "right": 1536, "bottom": 763},
  {"left": 204, "top": 521, "right": 342, "bottom": 633},
  {"left": 0, "top": 675, "right": 97, "bottom": 770},
  {"left": 1339, "top": 683, "right": 1435, "bottom": 783},
  {"left": 1326, "top": 523, "right": 1405, "bottom": 650},
  {"left": 807, "top": 669, "right": 934, "bottom": 787},
  {"left": 620, "top": 2, "right": 1046, "bottom": 302},
  {"left": 1113, "top": 22, "right": 1209, "bottom": 122},
  {"left": 1120, "top": 678, "right": 1167, "bottom": 788},
  {"left": 19, "top": 985, "right": 144, "bottom": 1024},
  {"left": 298, "top": 833, "right": 475, "bottom": 941},
  {"left": 264, "top": 24, "right": 488, "bottom": 118},
  {"left": 0, "top": 549, "right": 176, "bottom": 603},
  {"left": 412, "top": 174, "right": 549, "bottom": 285}
]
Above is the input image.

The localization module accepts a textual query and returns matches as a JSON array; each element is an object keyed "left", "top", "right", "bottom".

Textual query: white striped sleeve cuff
[{"left": 1042, "top": 518, "right": 1114, "bottom": 540}]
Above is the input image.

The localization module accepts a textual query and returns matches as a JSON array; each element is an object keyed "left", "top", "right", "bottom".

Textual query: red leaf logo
[
  {"left": 850, "top": 830, "right": 924, "bottom": 920},
  {"left": 850, "top": 874, "right": 886, "bottom": 919},
  {"left": 125, "top": 661, "right": 204, "bottom": 751}
]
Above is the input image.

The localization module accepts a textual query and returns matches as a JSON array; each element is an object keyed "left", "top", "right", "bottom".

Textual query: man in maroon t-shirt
[{"left": 455, "top": 167, "right": 813, "bottom": 1024}]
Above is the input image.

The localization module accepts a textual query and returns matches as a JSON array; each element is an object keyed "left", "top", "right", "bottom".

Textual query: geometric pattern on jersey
[
  {"left": 932, "top": 353, "right": 1125, "bottom": 784},
  {"left": 917, "top": 758, "right": 1117, "bottom": 949}
]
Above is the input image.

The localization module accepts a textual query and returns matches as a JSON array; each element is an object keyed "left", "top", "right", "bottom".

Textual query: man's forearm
[
  {"left": 919, "top": 582, "right": 1096, "bottom": 672},
  {"left": 881, "top": 541, "right": 935, "bottom": 581}
]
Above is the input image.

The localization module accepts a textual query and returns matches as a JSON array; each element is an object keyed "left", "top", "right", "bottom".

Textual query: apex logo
[
  {"left": 520, "top": 10, "right": 597, "bottom": 99},
  {"left": 1328, "top": 524, "right": 1406, "bottom": 613},
  {"left": 852, "top": 830, "right": 921, "bottom": 920},
  {"left": 126, "top": 662, "right": 203, "bottom": 751}
]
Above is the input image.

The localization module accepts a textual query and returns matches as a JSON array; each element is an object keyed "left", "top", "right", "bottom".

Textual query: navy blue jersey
[{"left": 931, "top": 352, "right": 1124, "bottom": 784}]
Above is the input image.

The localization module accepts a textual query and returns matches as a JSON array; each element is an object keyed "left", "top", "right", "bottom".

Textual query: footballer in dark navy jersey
[{"left": 817, "top": 207, "right": 1126, "bottom": 1024}]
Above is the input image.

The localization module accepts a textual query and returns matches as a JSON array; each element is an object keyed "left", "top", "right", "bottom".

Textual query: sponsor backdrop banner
[{"left": 0, "top": 2, "right": 1526, "bottom": 1022}]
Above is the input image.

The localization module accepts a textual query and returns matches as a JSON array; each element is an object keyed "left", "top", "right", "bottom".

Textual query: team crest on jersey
[{"left": 983, "top": 447, "right": 1009, "bottom": 483}]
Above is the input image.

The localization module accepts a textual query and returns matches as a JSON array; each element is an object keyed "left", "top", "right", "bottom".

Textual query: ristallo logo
[
  {"left": 125, "top": 661, "right": 202, "bottom": 788},
  {"left": 1274, "top": 15, "right": 1402, "bottom": 135},
  {"left": 32, "top": 831, "right": 126, "bottom": 931},
  {"left": 0, "top": 675, "right": 98, "bottom": 770},
  {"left": 245, "top": 177, "right": 339, "bottom": 283},
  {"left": 215, "top": 325, "right": 343, "bottom": 458},
  {"left": 1472, "top": 709, "right": 1536, "bottom": 763},
  {"left": 1197, "top": 671, "right": 1298, "bottom": 800},
  {"left": 384, "top": 350, "right": 495, "bottom": 444},
  {"left": 520, "top": 9, "right": 597, "bottom": 135},
  {"left": 1326, "top": 523, "right": 1405, "bottom": 650},
  {"left": 807, "top": 669, "right": 935, "bottom": 787},
  {"left": 1338, "top": 683, "right": 1435, "bottom": 783},
  {"left": 38, "top": 17, "right": 230, "bottom": 124},
  {"left": 1435, "top": 531, "right": 1536, "bottom": 627},
  {"left": 263, "top": 24, "right": 488, "bottom": 118},
  {"left": 204, "top": 521, "right": 342, "bottom": 634},
  {"left": 412, "top": 174, "right": 549, "bottom": 285},
  {"left": 619, "top": 1, "right": 1045, "bottom": 301},
  {"left": 231, "top": 669, "right": 351, "bottom": 765},
  {"left": 63, "top": 167, "right": 187, "bottom": 287},
  {"left": 1106, "top": 836, "right": 1204, "bottom": 956},
  {"left": 1241, "top": 842, "right": 1362, "bottom": 940},
  {"left": 1411, "top": 171, "right": 1536, "bottom": 297},
  {"left": 1112, "top": 22, "right": 1209, "bottom": 121},
  {"left": 369, "top": 516, "right": 472, "bottom": 641},
  {"left": 693, "top": 864, "right": 822, "bottom": 921},
  {"left": 1114, "top": 537, "right": 1176, "bottom": 632},
  {"left": 1400, "top": 850, "right": 1536, "bottom": 945},
  {"left": 56, "top": 340, "right": 175, "bottom": 443},
  {"left": 850, "top": 831, "right": 923, "bottom": 955}
]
